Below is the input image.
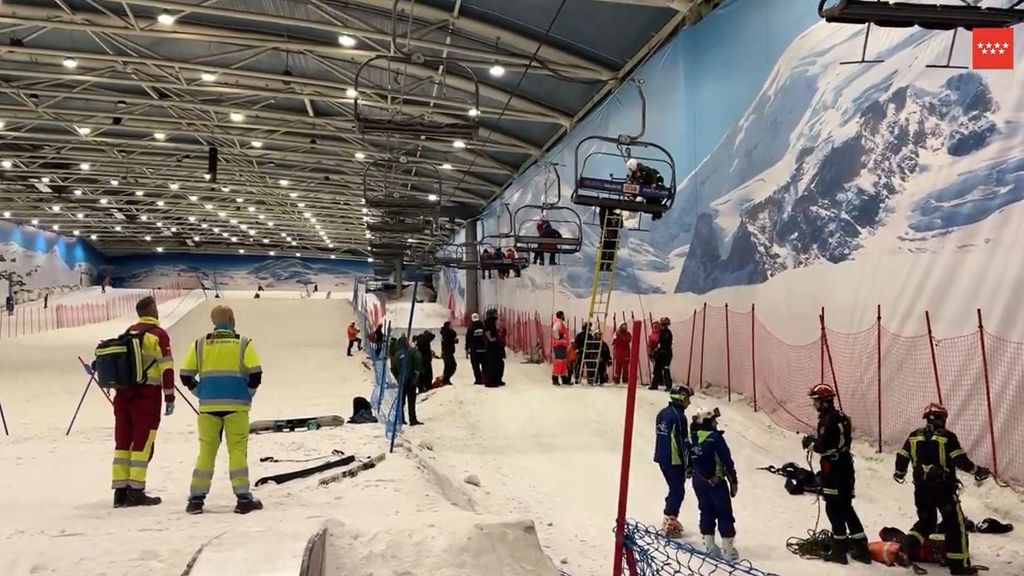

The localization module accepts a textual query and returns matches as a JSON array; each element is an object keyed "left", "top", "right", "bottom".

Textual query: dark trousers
[
  {"left": 659, "top": 463, "right": 686, "bottom": 517},
  {"left": 908, "top": 484, "right": 970, "bottom": 568},
  {"left": 820, "top": 455, "right": 866, "bottom": 541},
  {"left": 470, "top": 351, "right": 486, "bottom": 384},
  {"left": 693, "top": 475, "right": 736, "bottom": 537},
  {"left": 485, "top": 350, "right": 504, "bottom": 387},
  {"left": 347, "top": 338, "right": 362, "bottom": 355},
  {"left": 419, "top": 361, "right": 434, "bottom": 392},
  {"left": 442, "top": 354, "right": 457, "bottom": 384},
  {"left": 112, "top": 386, "right": 163, "bottom": 490},
  {"left": 651, "top": 358, "right": 671, "bottom": 389},
  {"left": 402, "top": 380, "right": 418, "bottom": 424}
]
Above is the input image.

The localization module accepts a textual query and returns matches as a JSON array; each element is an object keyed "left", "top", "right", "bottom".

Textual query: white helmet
[
  {"left": 692, "top": 406, "right": 721, "bottom": 425},
  {"left": 626, "top": 158, "right": 639, "bottom": 171}
]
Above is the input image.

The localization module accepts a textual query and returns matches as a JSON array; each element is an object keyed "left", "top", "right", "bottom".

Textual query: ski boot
[
  {"left": 848, "top": 537, "right": 871, "bottom": 564},
  {"left": 721, "top": 537, "right": 739, "bottom": 562},
  {"left": 113, "top": 488, "right": 127, "bottom": 508},
  {"left": 123, "top": 488, "right": 162, "bottom": 507},
  {"left": 949, "top": 561, "right": 979, "bottom": 575},
  {"left": 661, "top": 515, "right": 683, "bottom": 539},
  {"left": 823, "top": 537, "right": 848, "bottom": 564},
  {"left": 702, "top": 534, "right": 722, "bottom": 557},
  {"left": 234, "top": 496, "right": 263, "bottom": 515},
  {"left": 185, "top": 498, "right": 205, "bottom": 515},
  {"left": 551, "top": 376, "right": 561, "bottom": 387}
]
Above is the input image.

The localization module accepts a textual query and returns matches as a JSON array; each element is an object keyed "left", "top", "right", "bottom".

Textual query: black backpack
[{"left": 94, "top": 327, "right": 157, "bottom": 389}]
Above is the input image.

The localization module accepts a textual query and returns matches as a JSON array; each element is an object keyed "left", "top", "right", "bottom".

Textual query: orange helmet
[
  {"left": 808, "top": 384, "right": 836, "bottom": 400},
  {"left": 923, "top": 403, "right": 948, "bottom": 421}
]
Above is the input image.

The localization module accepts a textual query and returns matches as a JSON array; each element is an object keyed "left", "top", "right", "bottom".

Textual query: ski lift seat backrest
[
  {"left": 512, "top": 204, "right": 583, "bottom": 255},
  {"left": 572, "top": 135, "right": 676, "bottom": 216}
]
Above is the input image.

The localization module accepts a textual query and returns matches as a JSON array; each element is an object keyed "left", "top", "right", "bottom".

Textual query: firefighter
[
  {"left": 688, "top": 406, "right": 739, "bottom": 561},
  {"left": 654, "top": 384, "right": 693, "bottom": 539},
  {"left": 439, "top": 321, "right": 458, "bottom": 385},
  {"left": 801, "top": 384, "right": 870, "bottom": 564},
  {"left": 112, "top": 296, "right": 175, "bottom": 507},
  {"left": 180, "top": 305, "right": 264, "bottom": 515},
  {"left": 551, "top": 311, "right": 571, "bottom": 386},
  {"left": 612, "top": 322, "right": 631, "bottom": 384},
  {"left": 649, "top": 317, "right": 673, "bottom": 391},
  {"left": 626, "top": 158, "right": 667, "bottom": 220},
  {"left": 894, "top": 404, "right": 991, "bottom": 575},
  {"left": 346, "top": 321, "right": 361, "bottom": 356},
  {"left": 466, "top": 313, "right": 487, "bottom": 385}
]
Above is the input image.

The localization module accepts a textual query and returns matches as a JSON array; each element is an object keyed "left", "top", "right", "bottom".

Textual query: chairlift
[
  {"left": 435, "top": 242, "right": 482, "bottom": 271},
  {"left": 363, "top": 158, "right": 445, "bottom": 212},
  {"left": 572, "top": 80, "right": 676, "bottom": 217},
  {"left": 512, "top": 164, "right": 583, "bottom": 255},
  {"left": 478, "top": 240, "right": 530, "bottom": 273}
]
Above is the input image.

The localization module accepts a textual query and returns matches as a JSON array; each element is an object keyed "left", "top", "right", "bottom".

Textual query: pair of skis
[{"left": 253, "top": 452, "right": 385, "bottom": 487}]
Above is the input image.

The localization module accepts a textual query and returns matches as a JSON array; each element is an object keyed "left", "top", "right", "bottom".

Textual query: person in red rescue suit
[
  {"left": 112, "top": 296, "right": 175, "bottom": 507},
  {"left": 612, "top": 322, "right": 632, "bottom": 384},
  {"left": 551, "top": 311, "right": 572, "bottom": 386}
]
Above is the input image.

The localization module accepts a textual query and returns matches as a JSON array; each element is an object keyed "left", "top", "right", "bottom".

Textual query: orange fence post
[
  {"left": 611, "top": 320, "right": 643, "bottom": 576},
  {"left": 876, "top": 305, "right": 883, "bottom": 454},
  {"left": 976, "top": 309, "right": 998, "bottom": 478}
]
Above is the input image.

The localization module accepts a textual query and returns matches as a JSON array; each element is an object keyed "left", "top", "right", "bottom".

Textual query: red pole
[
  {"left": 876, "top": 305, "right": 883, "bottom": 453},
  {"left": 751, "top": 303, "right": 757, "bottom": 412},
  {"left": 698, "top": 302, "right": 707, "bottom": 390},
  {"left": 612, "top": 320, "right": 643, "bottom": 576},
  {"left": 925, "top": 311, "right": 943, "bottom": 405},
  {"left": 725, "top": 303, "right": 732, "bottom": 402},
  {"left": 686, "top": 309, "right": 697, "bottom": 386},
  {"left": 976, "top": 309, "right": 999, "bottom": 478},
  {"left": 820, "top": 311, "right": 842, "bottom": 412}
]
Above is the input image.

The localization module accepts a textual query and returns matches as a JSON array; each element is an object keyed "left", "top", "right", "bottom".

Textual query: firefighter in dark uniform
[
  {"left": 894, "top": 404, "right": 991, "bottom": 576},
  {"left": 801, "top": 384, "right": 870, "bottom": 564}
]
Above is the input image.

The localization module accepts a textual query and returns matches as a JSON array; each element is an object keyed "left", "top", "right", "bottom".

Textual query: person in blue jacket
[
  {"left": 654, "top": 384, "right": 693, "bottom": 538},
  {"left": 688, "top": 406, "right": 739, "bottom": 561}
]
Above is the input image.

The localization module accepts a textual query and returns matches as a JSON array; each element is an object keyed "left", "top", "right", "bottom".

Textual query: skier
[
  {"left": 466, "top": 313, "right": 487, "bottom": 385},
  {"left": 649, "top": 317, "right": 673, "bottom": 391},
  {"left": 179, "top": 305, "right": 263, "bottom": 514},
  {"left": 893, "top": 404, "right": 991, "bottom": 575},
  {"left": 801, "top": 384, "right": 871, "bottom": 564},
  {"left": 111, "top": 296, "right": 176, "bottom": 507},
  {"left": 654, "top": 384, "right": 693, "bottom": 539},
  {"left": 551, "top": 311, "right": 572, "bottom": 386},
  {"left": 414, "top": 330, "right": 436, "bottom": 393},
  {"left": 612, "top": 322, "right": 632, "bottom": 384},
  {"left": 391, "top": 336, "right": 423, "bottom": 426},
  {"left": 689, "top": 406, "right": 739, "bottom": 560},
  {"left": 346, "top": 321, "right": 362, "bottom": 356},
  {"left": 439, "top": 321, "right": 458, "bottom": 385}
]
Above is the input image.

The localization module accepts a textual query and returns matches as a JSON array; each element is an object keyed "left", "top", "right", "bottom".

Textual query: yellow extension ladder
[{"left": 578, "top": 209, "right": 623, "bottom": 385}]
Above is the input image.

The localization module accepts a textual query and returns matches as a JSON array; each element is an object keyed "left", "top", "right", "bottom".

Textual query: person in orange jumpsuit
[
  {"left": 551, "top": 311, "right": 571, "bottom": 386},
  {"left": 346, "top": 321, "right": 361, "bottom": 356},
  {"left": 612, "top": 322, "right": 632, "bottom": 384}
]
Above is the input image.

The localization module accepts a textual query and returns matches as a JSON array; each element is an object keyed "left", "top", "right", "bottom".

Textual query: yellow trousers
[{"left": 189, "top": 411, "right": 250, "bottom": 499}]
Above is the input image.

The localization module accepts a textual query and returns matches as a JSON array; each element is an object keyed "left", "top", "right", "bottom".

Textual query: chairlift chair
[
  {"left": 362, "top": 159, "right": 446, "bottom": 213},
  {"left": 513, "top": 205, "right": 583, "bottom": 255},
  {"left": 477, "top": 240, "right": 529, "bottom": 272}
]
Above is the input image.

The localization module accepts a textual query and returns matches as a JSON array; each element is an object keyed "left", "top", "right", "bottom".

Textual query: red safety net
[{"left": 498, "top": 303, "right": 1024, "bottom": 485}]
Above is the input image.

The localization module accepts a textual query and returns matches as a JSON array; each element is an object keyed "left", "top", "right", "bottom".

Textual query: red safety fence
[
  {"left": 497, "top": 302, "right": 1024, "bottom": 485},
  {"left": 0, "top": 283, "right": 191, "bottom": 341}
]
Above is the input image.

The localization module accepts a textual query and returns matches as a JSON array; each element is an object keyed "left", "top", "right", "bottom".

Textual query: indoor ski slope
[{"left": 1, "top": 293, "right": 1022, "bottom": 576}]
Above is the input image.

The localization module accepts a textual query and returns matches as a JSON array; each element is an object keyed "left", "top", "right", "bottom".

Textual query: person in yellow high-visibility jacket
[{"left": 179, "top": 305, "right": 263, "bottom": 515}]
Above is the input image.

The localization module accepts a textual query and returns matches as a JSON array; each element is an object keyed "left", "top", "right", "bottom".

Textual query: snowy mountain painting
[{"left": 0, "top": 222, "right": 102, "bottom": 302}]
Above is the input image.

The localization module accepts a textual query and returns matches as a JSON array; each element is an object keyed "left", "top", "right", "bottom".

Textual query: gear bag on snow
[
  {"left": 759, "top": 462, "right": 821, "bottom": 495},
  {"left": 93, "top": 326, "right": 157, "bottom": 389}
]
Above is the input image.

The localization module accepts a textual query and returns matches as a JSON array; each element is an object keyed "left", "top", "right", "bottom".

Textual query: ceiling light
[
  {"left": 295, "top": 252, "right": 302, "bottom": 257},
  {"left": 188, "top": 216, "right": 196, "bottom": 222},
  {"left": 73, "top": 230, "right": 80, "bottom": 236},
  {"left": 200, "top": 72, "right": 218, "bottom": 82},
  {"left": 75, "top": 213, "right": 84, "bottom": 219},
  {"left": 144, "top": 235, "right": 152, "bottom": 241},
  {"left": 362, "top": 216, "right": 369, "bottom": 222},
  {"left": 51, "top": 205, "right": 60, "bottom": 212},
  {"left": 367, "top": 257, "right": 374, "bottom": 263},
  {"left": 110, "top": 179, "right": 119, "bottom": 186},
  {"left": 153, "top": 132, "right": 167, "bottom": 141},
  {"left": 262, "top": 238, "right": 269, "bottom": 243},
  {"left": 229, "top": 112, "right": 245, "bottom": 123},
  {"left": 229, "top": 219, "right": 238, "bottom": 224},
  {"left": 247, "top": 229, "right": 255, "bottom": 235},
  {"left": 73, "top": 189, "right": 83, "bottom": 196},
  {"left": 218, "top": 212, "right": 226, "bottom": 217},
  {"left": 90, "top": 234, "right": 97, "bottom": 240},
  {"left": 135, "top": 190, "right": 144, "bottom": 196},
  {"left": 231, "top": 236, "right": 238, "bottom": 242},
  {"left": 221, "top": 186, "right": 231, "bottom": 192},
  {"left": 428, "top": 194, "right": 439, "bottom": 202},
  {"left": 361, "top": 207, "right": 368, "bottom": 214},
  {"left": 41, "top": 177, "right": 51, "bottom": 184},
  {"left": 251, "top": 140, "right": 263, "bottom": 148},
  {"left": 268, "top": 222, "right": 274, "bottom": 227},
  {"left": 452, "top": 140, "right": 466, "bottom": 149},
  {"left": 204, "top": 204, "right": 213, "bottom": 210},
  {"left": 156, "top": 247, "right": 164, "bottom": 252},
  {"left": 156, "top": 222, "right": 164, "bottom": 227},
  {"left": 221, "top": 232, "right": 228, "bottom": 237},
  {"left": 234, "top": 197, "right": 243, "bottom": 202},
  {"left": 156, "top": 201, "right": 165, "bottom": 206},
  {"left": 269, "top": 251, "right": 276, "bottom": 256},
  {"left": 157, "top": 12, "right": 176, "bottom": 25},
  {"left": 314, "top": 224, "right": 321, "bottom": 230},
  {"left": 1, "top": 160, "right": 12, "bottom": 169},
  {"left": 303, "top": 212, "right": 311, "bottom": 218},
  {"left": 76, "top": 126, "right": 91, "bottom": 136},
  {"left": 203, "top": 173, "right": 211, "bottom": 181},
  {"left": 170, "top": 183, "right": 180, "bottom": 191},
  {"left": 280, "top": 232, "right": 287, "bottom": 237},
  {"left": 354, "top": 152, "right": 366, "bottom": 159},
  {"left": 30, "top": 218, "right": 38, "bottom": 225},
  {"left": 140, "top": 215, "right": 149, "bottom": 221},
  {"left": 100, "top": 198, "right": 109, "bottom": 205},
  {"left": 489, "top": 63, "right": 505, "bottom": 77},
  {"left": 338, "top": 35, "right": 357, "bottom": 47},
  {"left": 328, "top": 244, "right": 335, "bottom": 249},
  {"left": 169, "top": 227, "right": 177, "bottom": 232},
  {"left": 279, "top": 179, "right": 290, "bottom": 186},
  {"left": 238, "top": 249, "right": 245, "bottom": 254},
  {"left": 213, "top": 227, "right": 220, "bottom": 233},
  {"left": 193, "top": 236, "right": 200, "bottom": 241},
  {"left": 201, "top": 223, "right": 208, "bottom": 228},
  {"left": 297, "top": 203, "right": 306, "bottom": 208},
  {"left": 0, "top": 121, "right": 5, "bottom": 130},
  {"left": 407, "top": 238, "right": 413, "bottom": 243},
  {"left": 62, "top": 57, "right": 78, "bottom": 69},
  {"left": 188, "top": 195, "right": 199, "bottom": 202},
  {"left": 51, "top": 224, "right": 60, "bottom": 231},
  {"left": 310, "top": 218, "right": 317, "bottom": 223},
  {"left": 467, "top": 108, "right": 480, "bottom": 117},
  {"left": 291, "top": 241, "right": 297, "bottom": 246},
  {"left": 288, "top": 192, "right": 298, "bottom": 198},
  {"left": 346, "top": 88, "right": 358, "bottom": 98},
  {"left": 240, "top": 224, "right": 248, "bottom": 229},
  {"left": 247, "top": 206, "right": 255, "bottom": 212},
  {"left": 79, "top": 162, "right": 91, "bottom": 171}
]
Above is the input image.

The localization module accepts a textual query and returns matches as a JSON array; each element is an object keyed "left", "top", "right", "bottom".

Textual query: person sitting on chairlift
[
  {"left": 480, "top": 248, "right": 494, "bottom": 280},
  {"left": 494, "top": 249, "right": 508, "bottom": 280},
  {"left": 504, "top": 247, "right": 521, "bottom": 278},
  {"left": 534, "top": 220, "right": 562, "bottom": 266},
  {"left": 626, "top": 158, "right": 667, "bottom": 220}
]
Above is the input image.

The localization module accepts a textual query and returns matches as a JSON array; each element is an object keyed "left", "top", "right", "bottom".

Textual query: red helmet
[
  {"left": 923, "top": 403, "right": 948, "bottom": 421},
  {"left": 808, "top": 384, "right": 836, "bottom": 400}
]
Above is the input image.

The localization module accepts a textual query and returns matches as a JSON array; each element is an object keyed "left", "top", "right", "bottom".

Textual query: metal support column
[
  {"left": 465, "top": 222, "right": 480, "bottom": 317},
  {"left": 395, "top": 260, "right": 403, "bottom": 299}
]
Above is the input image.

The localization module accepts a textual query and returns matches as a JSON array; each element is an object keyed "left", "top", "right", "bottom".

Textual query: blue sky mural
[{"left": 0, "top": 221, "right": 105, "bottom": 268}]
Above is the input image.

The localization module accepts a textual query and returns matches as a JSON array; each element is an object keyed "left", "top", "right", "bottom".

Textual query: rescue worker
[
  {"left": 801, "top": 384, "right": 870, "bottom": 564},
  {"left": 626, "top": 158, "right": 667, "bottom": 221},
  {"left": 390, "top": 336, "right": 423, "bottom": 426},
  {"left": 688, "top": 406, "right": 739, "bottom": 560},
  {"left": 654, "top": 384, "right": 693, "bottom": 539},
  {"left": 439, "top": 321, "right": 458, "bottom": 385},
  {"left": 551, "top": 311, "right": 571, "bottom": 386},
  {"left": 414, "top": 330, "right": 436, "bottom": 393},
  {"left": 893, "top": 404, "right": 991, "bottom": 575},
  {"left": 466, "top": 313, "right": 487, "bottom": 385},
  {"left": 346, "top": 321, "right": 361, "bottom": 356},
  {"left": 112, "top": 296, "right": 175, "bottom": 508},
  {"left": 535, "top": 220, "right": 562, "bottom": 266},
  {"left": 483, "top": 309, "right": 504, "bottom": 388},
  {"left": 573, "top": 322, "right": 590, "bottom": 384},
  {"left": 612, "top": 322, "right": 632, "bottom": 384},
  {"left": 179, "top": 305, "right": 263, "bottom": 515},
  {"left": 595, "top": 332, "right": 612, "bottom": 385},
  {"left": 650, "top": 317, "right": 673, "bottom": 391},
  {"left": 870, "top": 527, "right": 947, "bottom": 568},
  {"left": 597, "top": 208, "right": 623, "bottom": 272}
]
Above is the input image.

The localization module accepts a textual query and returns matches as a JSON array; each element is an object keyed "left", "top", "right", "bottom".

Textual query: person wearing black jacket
[
  {"left": 573, "top": 323, "right": 590, "bottom": 384},
  {"left": 802, "top": 384, "right": 870, "bottom": 565},
  {"left": 371, "top": 324, "right": 384, "bottom": 358},
  {"left": 483, "top": 311, "right": 504, "bottom": 388},
  {"left": 414, "top": 330, "right": 436, "bottom": 393},
  {"left": 597, "top": 337, "right": 612, "bottom": 385},
  {"left": 650, "top": 317, "right": 673, "bottom": 390},
  {"left": 440, "top": 321, "right": 459, "bottom": 385},
  {"left": 466, "top": 313, "right": 487, "bottom": 385},
  {"left": 597, "top": 208, "right": 623, "bottom": 272}
]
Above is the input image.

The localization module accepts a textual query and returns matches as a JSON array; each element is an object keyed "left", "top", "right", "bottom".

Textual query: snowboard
[
  {"left": 249, "top": 415, "right": 344, "bottom": 434},
  {"left": 254, "top": 454, "right": 356, "bottom": 486},
  {"left": 318, "top": 453, "right": 387, "bottom": 486}
]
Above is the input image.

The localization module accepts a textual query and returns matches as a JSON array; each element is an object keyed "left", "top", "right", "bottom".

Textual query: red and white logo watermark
[{"left": 972, "top": 28, "right": 1014, "bottom": 70}]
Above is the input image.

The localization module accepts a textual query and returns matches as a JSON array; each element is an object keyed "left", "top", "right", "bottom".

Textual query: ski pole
[
  {"left": 0, "top": 394, "right": 8, "bottom": 436},
  {"left": 175, "top": 384, "right": 199, "bottom": 415},
  {"left": 66, "top": 374, "right": 95, "bottom": 436},
  {"left": 77, "top": 356, "right": 112, "bottom": 406}
]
